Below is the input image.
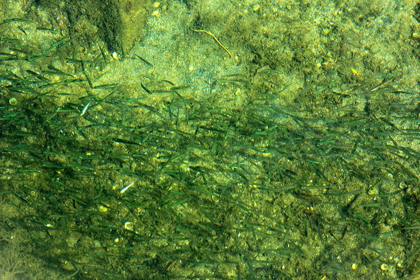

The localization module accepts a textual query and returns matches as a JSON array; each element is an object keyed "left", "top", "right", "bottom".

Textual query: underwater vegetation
[{"left": 0, "top": 1, "right": 419, "bottom": 279}]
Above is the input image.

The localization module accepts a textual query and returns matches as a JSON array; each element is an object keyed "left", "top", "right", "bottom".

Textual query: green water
[{"left": 0, "top": 0, "right": 419, "bottom": 279}]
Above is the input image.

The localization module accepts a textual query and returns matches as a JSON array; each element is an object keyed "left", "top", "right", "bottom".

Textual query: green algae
[{"left": 0, "top": 0, "right": 419, "bottom": 279}]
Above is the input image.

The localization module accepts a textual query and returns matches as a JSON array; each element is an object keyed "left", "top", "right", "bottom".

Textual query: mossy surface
[{"left": 0, "top": 0, "right": 419, "bottom": 279}]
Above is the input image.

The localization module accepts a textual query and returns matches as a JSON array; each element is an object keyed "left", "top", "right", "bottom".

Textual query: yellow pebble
[
  {"left": 98, "top": 205, "right": 108, "bottom": 212},
  {"left": 9, "top": 97, "right": 18, "bottom": 106},
  {"left": 124, "top": 221, "right": 134, "bottom": 231},
  {"left": 351, "top": 68, "right": 361, "bottom": 76},
  {"left": 252, "top": 4, "right": 261, "bottom": 12}
]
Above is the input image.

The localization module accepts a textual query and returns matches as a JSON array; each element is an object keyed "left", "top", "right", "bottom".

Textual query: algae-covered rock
[
  {"left": 65, "top": 0, "right": 150, "bottom": 53},
  {"left": 117, "top": 0, "right": 151, "bottom": 54}
]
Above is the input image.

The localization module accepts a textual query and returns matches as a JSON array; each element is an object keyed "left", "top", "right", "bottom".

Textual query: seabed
[{"left": 0, "top": 0, "right": 419, "bottom": 279}]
